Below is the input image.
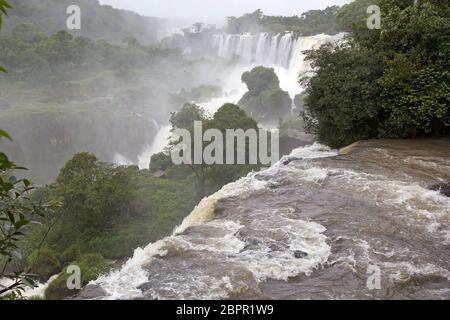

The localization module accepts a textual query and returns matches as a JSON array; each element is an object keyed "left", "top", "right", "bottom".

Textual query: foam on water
[
  {"left": 92, "top": 143, "right": 337, "bottom": 299},
  {"left": 0, "top": 274, "right": 58, "bottom": 299}
]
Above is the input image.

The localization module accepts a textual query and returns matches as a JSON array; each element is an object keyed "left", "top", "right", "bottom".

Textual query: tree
[
  {"left": 239, "top": 66, "right": 292, "bottom": 125},
  {"left": 149, "top": 152, "right": 172, "bottom": 172},
  {"left": 169, "top": 103, "right": 209, "bottom": 199},
  {"left": 53, "top": 153, "right": 133, "bottom": 234},
  {"left": 206, "top": 104, "right": 260, "bottom": 190},
  {"left": 300, "top": 42, "right": 384, "bottom": 147},
  {"left": 168, "top": 103, "right": 260, "bottom": 199},
  {"left": 227, "top": 10, "right": 263, "bottom": 33},
  {"left": 336, "top": 0, "right": 377, "bottom": 32},
  {"left": 301, "top": 0, "right": 450, "bottom": 147},
  {"left": 377, "top": 0, "right": 450, "bottom": 137}
]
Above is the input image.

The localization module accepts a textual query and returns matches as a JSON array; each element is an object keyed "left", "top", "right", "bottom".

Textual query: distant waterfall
[
  {"left": 137, "top": 125, "right": 172, "bottom": 170},
  {"left": 211, "top": 32, "right": 344, "bottom": 97}
]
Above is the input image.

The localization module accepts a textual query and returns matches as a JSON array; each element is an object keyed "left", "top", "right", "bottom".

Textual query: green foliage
[
  {"left": 44, "top": 253, "right": 108, "bottom": 300},
  {"left": 208, "top": 103, "right": 258, "bottom": 132},
  {"left": 170, "top": 103, "right": 205, "bottom": 131},
  {"left": 27, "top": 247, "right": 61, "bottom": 281},
  {"left": 0, "top": 0, "right": 11, "bottom": 73},
  {"left": 241, "top": 66, "right": 280, "bottom": 92},
  {"left": 53, "top": 153, "right": 133, "bottom": 233},
  {"left": 302, "top": 0, "right": 450, "bottom": 147},
  {"left": 150, "top": 152, "right": 172, "bottom": 172},
  {"left": 0, "top": 130, "right": 55, "bottom": 298},
  {"left": 301, "top": 43, "right": 384, "bottom": 147},
  {"left": 227, "top": 7, "right": 343, "bottom": 34},
  {"left": 0, "top": 25, "right": 183, "bottom": 84},
  {"left": 377, "top": 1, "right": 450, "bottom": 137},
  {"left": 336, "top": 0, "right": 378, "bottom": 31},
  {"left": 239, "top": 66, "right": 292, "bottom": 124},
  {"left": 227, "top": 10, "right": 264, "bottom": 33},
  {"left": 4, "top": 0, "right": 162, "bottom": 44},
  {"left": 22, "top": 153, "right": 197, "bottom": 297},
  {"left": 167, "top": 103, "right": 261, "bottom": 198},
  {"left": 0, "top": 0, "right": 11, "bottom": 29}
]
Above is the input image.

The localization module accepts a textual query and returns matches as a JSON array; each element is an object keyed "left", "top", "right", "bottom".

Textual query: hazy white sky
[{"left": 99, "top": 0, "right": 352, "bottom": 23}]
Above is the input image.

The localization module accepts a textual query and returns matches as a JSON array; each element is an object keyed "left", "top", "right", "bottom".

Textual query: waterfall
[
  {"left": 255, "top": 33, "right": 269, "bottom": 63},
  {"left": 211, "top": 32, "right": 344, "bottom": 97},
  {"left": 137, "top": 125, "right": 172, "bottom": 170},
  {"left": 277, "top": 33, "right": 294, "bottom": 68},
  {"left": 268, "top": 33, "right": 280, "bottom": 65}
]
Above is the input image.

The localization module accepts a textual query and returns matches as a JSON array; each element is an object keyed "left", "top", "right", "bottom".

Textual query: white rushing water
[
  {"left": 125, "top": 33, "right": 344, "bottom": 170},
  {"left": 94, "top": 137, "right": 450, "bottom": 299},
  {"left": 0, "top": 275, "right": 58, "bottom": 299},
  {"left": 92, "top": 143, "right": 339, "bottom": 299},
  {"left": 137, "top": 125, "right": 172, "bottom": 170},
  {"left": 212, "top": 32, "right": 345, "bottom": 98}
]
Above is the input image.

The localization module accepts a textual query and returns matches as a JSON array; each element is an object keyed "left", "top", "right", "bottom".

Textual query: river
[{"left": 87, "top": 138, "right": 450, "bottom": 300}]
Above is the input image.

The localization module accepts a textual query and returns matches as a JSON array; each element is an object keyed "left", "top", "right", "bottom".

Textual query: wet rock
[
  {"left": 294, "top": 250, "right": 308, "bottom": 259},
  {"left": 429, "top": 183, "right": 450, "bottom": 197},
  {"left": 247, "top": 237, "right": 261, "bottom": 246},
  {"left": 269, "top": 243, "right": 289, "bottom": 252},
  {"left": 282, "top": 157, "right": 301, "bottom": 166},
  {"left": 77, "top": 284, "right": 107, "bottom": 300}
]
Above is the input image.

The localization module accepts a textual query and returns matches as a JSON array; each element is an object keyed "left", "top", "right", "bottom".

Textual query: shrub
[
  {"left": 44, "top": 253, "right": 108, "bottom": 300},
  {"left": 27, "top": 248, "right": 61, "bottom": 281}
]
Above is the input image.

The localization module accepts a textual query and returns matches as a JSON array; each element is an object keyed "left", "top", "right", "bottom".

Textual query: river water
[{"left": 90, "top": 138, "right": 450, "bottom": 300}]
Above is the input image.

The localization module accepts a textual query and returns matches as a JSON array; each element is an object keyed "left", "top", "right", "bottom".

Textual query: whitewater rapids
[{"left": 89, "top": 139, "right": 450, "bottom": 300}]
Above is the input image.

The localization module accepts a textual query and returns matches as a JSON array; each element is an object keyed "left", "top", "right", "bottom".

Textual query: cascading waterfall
[
  {"left": 212, "top": 32, "right": 344, "bottom": 97},
  {"left": 137, "top": 125, "right": 172, "bottom": 170},
  {"left": 78, "top": 30, "right": 450, "bottom": 301},
  {"left": 120, "top": 33, "right": 344, "bottom": 170}
]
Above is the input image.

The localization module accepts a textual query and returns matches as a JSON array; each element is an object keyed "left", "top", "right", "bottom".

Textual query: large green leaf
[
  {"left": 0, "top": 128, "right": 12, "bottom": 141},
  {"left": 0, "top": 0, "right": 12, "bottom": 28}
]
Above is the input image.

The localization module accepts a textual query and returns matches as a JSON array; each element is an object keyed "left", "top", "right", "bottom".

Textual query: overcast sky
[{"left": 99, "top": 0, "right": 352, "bottom": 24}]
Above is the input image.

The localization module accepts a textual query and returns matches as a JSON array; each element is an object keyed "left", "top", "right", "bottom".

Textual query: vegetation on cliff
[
  {"left": 226, "top": 3, "right": 374, "bottom": 35},
  {"left": 3, "top": 0, "right": 163, "bottom": 44},
  {"left": 238, "top": 66, "right": 292, "bottom": 125},
  {"left": 301, "top": 0, "right": 450, "bottom": 148}
]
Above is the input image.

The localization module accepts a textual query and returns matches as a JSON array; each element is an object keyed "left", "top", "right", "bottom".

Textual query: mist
[
  {"left": 99, "top": 0, "right": 352, "bottom": 24},
  {"left": 2, "top": 0, "right": 447, "bottom": 302}
]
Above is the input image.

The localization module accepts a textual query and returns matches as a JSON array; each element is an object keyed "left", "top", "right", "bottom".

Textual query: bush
[
  {"left": 27, "top": 247, "right": 61, "bottom": 281},
  {"left": 239, "top": 66, "right": 292, "bottom": 124},
  {"left": 301, "top": 42, "right": 384, "bottom": 148},
  {"left": 150, "top": 152, "right": 172, "bottom": 172},
  {"left": 301, "top": 0, "right": 449, "bottom": 147},
  {"left": 44, "top": 253, "right": 108, "bottom": 300},
  {"left": 241, "top": 66, "right": 280, "bottom": 92}
]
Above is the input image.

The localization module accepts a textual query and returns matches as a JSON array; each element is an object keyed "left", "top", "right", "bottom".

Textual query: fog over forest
[
  {"left": 100, "top": 0, "right": 352, "bottom": 23},
  {"left": 0, "top": 0, "right": 449, "bottom": 302}
]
